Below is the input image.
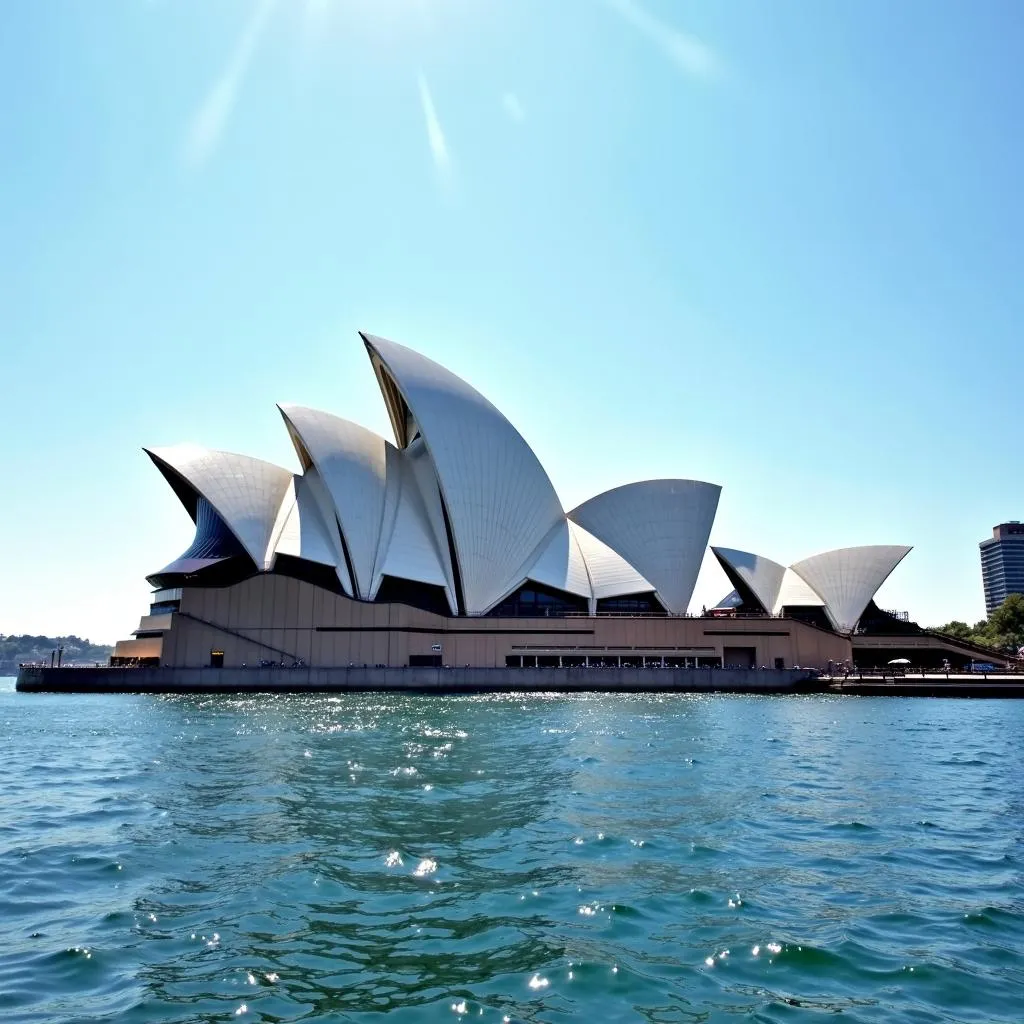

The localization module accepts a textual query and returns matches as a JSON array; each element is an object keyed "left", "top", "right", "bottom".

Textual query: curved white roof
[
  {"left": 520, "top": 520, "right": 594, "bottom": 608},
  {"left": 363, "top": 333, "right": 566, "bottom": 616},
  {"left": 568, "top": 520, "right": 654, "bottom": 604},
  {"left": 790, "top": 545, "right": 912, "bottom": 633},
  {"left": 402, "top": 439, "right": 461, "bottom": 611},
  {"left": 568, "top": 480, "right": 721, "bottom": 614},
  {"left": 711, "top": 547, "right": 786, "bottom": 614},
  {"left": 278, "top": 405, "right": 388, "bottom": 599},
  {"left": 298, "top": 466, "right": 354, "bottom": 594},
  {"left": 773, "top": 566, "right": 826, "bottom": 612},
  {"left": 268, "top": 473, "right": 349, "bottom": 586},
  {"left": 146, "top": 445, "right": 293, "bottom": 571},
  {"left": 145, "top": 336, "right": 922, "bottom": 633},
  {"left": 710, "top": 541, "right": 913, "bottom": 630},
  {"left": 372, "top": 443, "right": 458, "bottom": 613}
]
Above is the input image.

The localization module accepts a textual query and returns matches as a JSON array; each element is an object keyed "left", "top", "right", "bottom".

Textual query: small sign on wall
[{"left": 430, "top": 643, "right": 442, "bottom": 652}]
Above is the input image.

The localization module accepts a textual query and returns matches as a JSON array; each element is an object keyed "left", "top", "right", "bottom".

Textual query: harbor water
[{"left": 2, "top": 677, "right": 1022, "bottom": 1022}]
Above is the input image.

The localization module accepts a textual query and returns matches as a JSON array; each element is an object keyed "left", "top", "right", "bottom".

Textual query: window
[
  {"left": 596, "top": 593, "right": 666, "bottom": 615},
  {"left": 487, "top": 582, "right": 588, "bottom": 617},
  {"left": 273, "top": 555, "right": 346, "bottom": 595},
  {"left": 376, "top": 576, "right": 451, "bottom": 616}
]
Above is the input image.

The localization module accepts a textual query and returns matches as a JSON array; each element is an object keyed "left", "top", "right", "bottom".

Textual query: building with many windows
[
  {"left": 112, "top": 332, "right": 923, "bottom": 671},
  {"left": 980, "top": 522, "right": 1024, "bottom": 614}
]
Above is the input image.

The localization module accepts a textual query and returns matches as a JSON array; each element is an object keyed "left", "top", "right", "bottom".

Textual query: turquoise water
[{"left": 2, "top": 677, "right": 1023, "bottom": 1022}]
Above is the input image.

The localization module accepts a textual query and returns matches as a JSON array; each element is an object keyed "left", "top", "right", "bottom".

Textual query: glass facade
[
  {"left": 980, "top": 523, "right": 1024, "bottom": 614},
  {"left": 595, "top": 593, "right": 666, "bottom": 615},
  {"left": 487, "top": 582, "right": 589, "bottom": 617},
  {"left": 375, "top": 576, "right": 452, "bottom": 617}
]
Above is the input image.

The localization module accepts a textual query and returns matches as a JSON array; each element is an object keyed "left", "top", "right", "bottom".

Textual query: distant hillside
[{"left": 0, "top": 635, "right": 113, "bottom": 675}]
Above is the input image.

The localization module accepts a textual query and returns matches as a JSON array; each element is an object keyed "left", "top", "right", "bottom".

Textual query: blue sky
[{"left": 2, "top": 0, "right": 1022, "bottom": 643}]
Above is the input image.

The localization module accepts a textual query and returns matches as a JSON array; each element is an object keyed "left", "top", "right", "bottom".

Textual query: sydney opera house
[{"left": 113, "top": 333, "right": 925, "bottom": 671}]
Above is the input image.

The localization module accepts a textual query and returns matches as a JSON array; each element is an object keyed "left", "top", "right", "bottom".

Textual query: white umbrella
[{"left": 888, "top": 658, "right": 911, "bottom": 665}]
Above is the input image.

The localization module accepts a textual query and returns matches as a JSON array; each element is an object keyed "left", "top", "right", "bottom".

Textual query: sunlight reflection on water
[{"left": 1, "top": 683, "right": 1024, "bottom": 1021}]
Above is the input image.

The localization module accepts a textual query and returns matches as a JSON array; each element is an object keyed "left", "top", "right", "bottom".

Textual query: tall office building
[{"left": 980, "top": 522, "right": 1024, "bottom": 614}]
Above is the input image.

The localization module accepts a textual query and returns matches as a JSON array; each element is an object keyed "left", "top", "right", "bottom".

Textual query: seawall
[
  {"left": 826, "top": 677, "right": 1024, "bottom": 698},
  {"left": 16, "top": 665, "right": 815, "bottom": 695}
]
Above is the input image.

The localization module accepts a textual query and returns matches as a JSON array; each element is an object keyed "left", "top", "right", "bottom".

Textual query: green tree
[
  {"left": 930, "top": 615, "right": 1009, "bottom": 654},
  {"left": 937, "top": 620, "right": 973, "bottom": 639},
  {"left": 986, "top": 594, "right": 1024, "bottom": 653},
  {"left": 0, "top": 634, "right": 112, "bottom": 672}
]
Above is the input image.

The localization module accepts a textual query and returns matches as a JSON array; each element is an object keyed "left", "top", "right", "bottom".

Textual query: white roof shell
[
  {"left": 568, "top": 520, "right": 655, "bottom": 604},
  {"left": 568, "top": 480, "right": 721, "bottom": 615},
  {"left": 145, "top": 339, "right": 917, "bottom": 633},
  {"left": 296, "top": 466, "right": 355, "bottom": 594},
  {"left": 773, "top": 567, "right": 826, "bottom": 612},
  {"left": 372, "top": 442, "right": 459, "bottom": 613},
  {"left": 278, "top": 405, "right": 389, "bottom": 599},
  {"left": 267, "top": 472, "right": 350, "bottom": 590},
  {"left": 512, "top": 519, "right": 659, "bottom": 615},
  {"left": 710, "top": 542, "right": 913, "bottom": 631},
  {"left": 790, "top": 545, "right": 912, "bottom": 634},
  {"left": 363, "top": 333, "right": 566, "bottom": 616},
  {"left": 145, "top": 445, "right": 293, "bottom": 571},
  {"left": 148, "top": 334, "right": 736, "bottom": 619},
  {"left": 401, "top": 438, "right": 461, "bottom": 611},
  {"left": 711, "top": 547, "right": 787, "bottom": 614},
  {"left": 522, "top": 520, "right": 594, "bottom": 606}
]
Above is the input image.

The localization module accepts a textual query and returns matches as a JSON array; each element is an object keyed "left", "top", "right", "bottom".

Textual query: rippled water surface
[{"left": 2, "top": 678, "right": 1023, "bottom": 1022}]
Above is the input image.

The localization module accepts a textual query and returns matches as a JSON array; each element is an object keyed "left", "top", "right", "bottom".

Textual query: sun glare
[
  {"left": 301, "top": 0, "right": 437, "bottom": 35},
  {"left": 182, "top": 0, "right": 486, "bottom": 170},
  {"left": 293, "top": 0, "right": 474, "bottom": 65}
]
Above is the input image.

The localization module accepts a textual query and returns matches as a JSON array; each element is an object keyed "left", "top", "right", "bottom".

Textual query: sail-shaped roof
[
  {"left": 568, "top": 520, "right": 655, "bottom": 603},
  {"left": 710, "top": 542, "right": 912, "bottom": 632},
  {"left": 711, "top": 547, "right": 787, "bottom": 614},
  {"left": 267, "top": 472, "right": 346, "bottom": 581},
  {"left": 521, "top": 520, "right": 594, "bottom": 607},
  {"left": 145, "top": 333, "right": 746, "bottom": 620},
  {"left": 145, "top": 445, "right": 293, "bottom": 570},
  {"left": 790, "top": 545, "right": 912, "bottom": 633},
  {"left": 371, "top": 443, "right": 459, "bottom": 613},
  {"left": 568, "top": 480, "right": 721, "bottom": 615},
  {"left": 362, "top": 333, "right": 566, "bottom": 616},
  {"left": 278, "top": 406, "right": 389, "bottom": 599},
  {"left": 773, "top": 566, "right": 826, "bottom": 611},
  {"left": 146, "top": 335, "right": 919, "bottom": 634}
]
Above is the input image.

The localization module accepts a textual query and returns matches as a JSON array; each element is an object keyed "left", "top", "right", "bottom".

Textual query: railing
[
  {"left": 559, "top": 610, "right": 787, "bottom": 619},
  {"left": 18, "top": 661, "right": 121, "bottom": 669},
  {"left": 829, "top": 665, "right": 1024, "bottom": 681}
]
